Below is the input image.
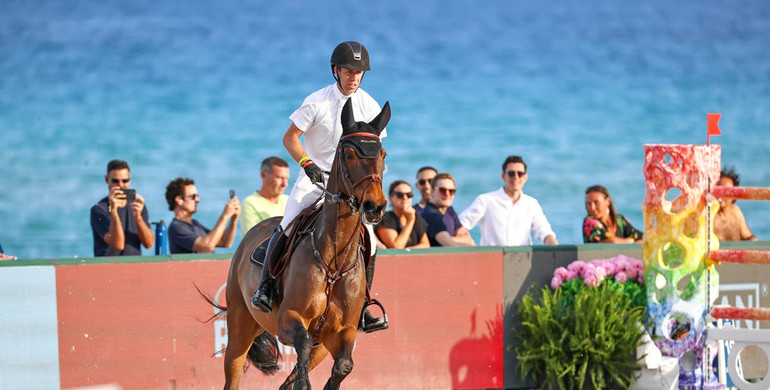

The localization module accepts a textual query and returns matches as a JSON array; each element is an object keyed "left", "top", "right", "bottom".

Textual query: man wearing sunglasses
[
  {"left": 421, "top": 173, "right": 475, "bottom": 247},
  {"left": 90, "top": 159, "right": 154, "bottom": 256},
  {"left": 460, "top": 155, "right": 558, "bottom": 246},
  {"left": 165, "top": 177, "right": 241, "bottom": 254},
  {"left": 413, "top": 166, "right": 437, "bottom": 213}
]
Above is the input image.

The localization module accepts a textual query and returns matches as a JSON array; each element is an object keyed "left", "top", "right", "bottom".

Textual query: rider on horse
[{"left": 251, "top": 41, "right": 388, "bottom": 333}]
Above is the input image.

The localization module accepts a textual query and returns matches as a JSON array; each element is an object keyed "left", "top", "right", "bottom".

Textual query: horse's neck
[
  {"left": 317, "top": 204, "right": 359, "bottom": 244},
  {"left": 315, "top": 173, "right": 362, "bottom": 263}
]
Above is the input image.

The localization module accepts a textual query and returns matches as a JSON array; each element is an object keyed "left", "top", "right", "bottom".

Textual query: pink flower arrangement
[{"left": 550, "top": 255, "right": 644, "bottom": 289}]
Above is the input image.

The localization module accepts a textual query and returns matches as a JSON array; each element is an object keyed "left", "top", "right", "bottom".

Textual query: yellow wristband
[{"left": 298, "top": 156, "right": 311, "bottom": 166}]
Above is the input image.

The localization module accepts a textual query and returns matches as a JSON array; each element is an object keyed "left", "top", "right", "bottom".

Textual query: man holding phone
[
  {"left": 165, "top": 177, "right": 240, "bottom": 254},
  {"left": 90, "top": 159, "right": 154, "bottom": 256}
]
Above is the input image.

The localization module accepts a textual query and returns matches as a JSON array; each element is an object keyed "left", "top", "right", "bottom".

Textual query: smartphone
[
  {"left": 122, "top": 188, "right": 136, "bottom": 203},
  {"left": 229, "top": 189, "right": 235, "bottom": 199}
]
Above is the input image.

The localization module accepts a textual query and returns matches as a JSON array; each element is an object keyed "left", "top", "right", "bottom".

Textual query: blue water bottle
[{"left": 153, "top": 220, "right": 169, "bottom": 255}]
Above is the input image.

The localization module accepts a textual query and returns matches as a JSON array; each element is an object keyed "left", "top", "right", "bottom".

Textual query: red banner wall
[{"left": 56, "top": 252, "right": 504, "bottom": 390}]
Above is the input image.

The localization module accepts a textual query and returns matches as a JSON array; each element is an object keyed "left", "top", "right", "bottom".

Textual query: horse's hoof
[{"left": 292, "top": 379, "right": 310, "bottom": 390}]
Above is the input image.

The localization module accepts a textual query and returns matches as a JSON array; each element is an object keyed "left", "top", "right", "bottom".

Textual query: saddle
[{"left": 249, "top": 203, "right": 373, "bottom": 307}]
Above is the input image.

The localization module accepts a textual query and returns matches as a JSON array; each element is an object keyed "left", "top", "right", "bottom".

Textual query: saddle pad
[{"left": 249, "top": 237, "right": 270, "bottom": 266}]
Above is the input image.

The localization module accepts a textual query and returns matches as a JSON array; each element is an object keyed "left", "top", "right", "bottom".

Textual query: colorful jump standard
[
  {"left": 642, "top": 143, "right": 722, "bottom": 390},
  {"left": 643, "top": 114, "right": 770, "bottom": 389}
]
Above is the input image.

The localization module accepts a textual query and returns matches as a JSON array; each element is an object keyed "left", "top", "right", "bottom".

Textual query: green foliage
[
  {"left": 514, "top": 283, "right": 646, "bottom": 390},
  {"left": 558, "top": 278, "right": 647, "bottom": 311}
]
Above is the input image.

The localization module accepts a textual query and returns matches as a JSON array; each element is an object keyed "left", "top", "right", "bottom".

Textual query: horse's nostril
[{"left": 362, "top": 200, "right": 376, "bottom": 214}]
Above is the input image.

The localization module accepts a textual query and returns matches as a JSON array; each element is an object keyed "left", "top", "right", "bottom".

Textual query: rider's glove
[{"left": 302, "top": 160, "right": 325, "bottom": 184}]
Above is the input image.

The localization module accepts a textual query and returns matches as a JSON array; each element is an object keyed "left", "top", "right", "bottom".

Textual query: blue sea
[{"left": 1, "top": 0, "right": 769, "bottom": 259}]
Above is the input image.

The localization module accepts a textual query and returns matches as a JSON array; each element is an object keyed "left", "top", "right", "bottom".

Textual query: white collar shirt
[
  {"left": 289, "top": 84, "right": 387, "bottom": 171},
  {"left": 459, "top": 187, "right": 556, "bottom": 246}
]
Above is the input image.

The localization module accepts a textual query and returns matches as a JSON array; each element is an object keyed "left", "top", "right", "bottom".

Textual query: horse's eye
[{"left": 345, "top": 151, "right": 354, "bottom": 160}]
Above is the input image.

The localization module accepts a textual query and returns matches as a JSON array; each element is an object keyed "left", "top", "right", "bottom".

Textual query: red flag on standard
[{"left": 707, "top": 113, "right": 721, "bottom": 145}]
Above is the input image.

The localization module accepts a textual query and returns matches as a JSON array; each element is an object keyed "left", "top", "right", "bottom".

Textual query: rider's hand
[{"left": 304, "top": 162, "right": 324, "bottom": 184}]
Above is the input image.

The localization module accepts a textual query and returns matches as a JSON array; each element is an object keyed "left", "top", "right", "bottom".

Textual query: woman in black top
[{"left": 375, "top": 180, "right": 430, "bottom": 248}]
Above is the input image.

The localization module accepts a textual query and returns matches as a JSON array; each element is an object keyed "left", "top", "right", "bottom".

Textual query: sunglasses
[
  {"left": 109, "top": 178, "right": 131, "bottom": 184},
  {"left": 417, "top": 178, "right": 434, "bottom": 186},
  {"left": 185, "top": 193, "right": 199, "bottom": 200},
  {"left": 392, "top": 191, "right": 414, "bottom": 199},
  {"left": 438, "top": 187, "right": 456, "bottom": 196},
  {"left": 506, "top": 170, "right": 527, "bottom": 178}
]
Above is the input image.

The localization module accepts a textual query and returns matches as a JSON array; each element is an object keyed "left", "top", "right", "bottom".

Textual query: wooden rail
[{"left": 711, "top": 186, "right": 770, "bottom": 201}]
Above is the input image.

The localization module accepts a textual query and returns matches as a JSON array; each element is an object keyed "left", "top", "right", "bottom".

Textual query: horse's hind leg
[
  {"left": 280, "top": 344, "right": 329, "bottom": 390},
  {"left": 223, "top": 305, "right": 260, "bottom": 390},
  {"left": 322, "top": 328, "right": 357, "bottom": 390}
]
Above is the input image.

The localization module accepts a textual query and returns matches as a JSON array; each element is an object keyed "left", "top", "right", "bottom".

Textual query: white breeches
[{"left": 280, "top": 171, "right": 377, "bottom": 256}]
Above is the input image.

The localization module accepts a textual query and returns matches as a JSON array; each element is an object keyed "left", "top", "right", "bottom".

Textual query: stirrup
[
  {"left": 251, "top": 285, "right": 273, "bottom": 313},
  {"left": 359, "top": 299, "right": 389, "bottom": 333}
]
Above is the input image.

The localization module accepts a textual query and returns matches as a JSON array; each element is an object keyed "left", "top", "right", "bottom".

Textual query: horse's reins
[{"left": 310, "top": 132, "right": 382, "bottom": 336}]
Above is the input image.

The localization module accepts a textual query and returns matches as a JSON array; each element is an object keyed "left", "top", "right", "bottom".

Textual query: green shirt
[{"left": 240, "top": 192, "right": 288, "bottom": 236}]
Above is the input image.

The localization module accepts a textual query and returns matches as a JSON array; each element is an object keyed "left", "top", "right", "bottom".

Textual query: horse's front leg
[
  {"left": 280, "top": 344, "right": 329, "bottom": 390},
  {"left": 322, "top": 327, "right": 358, "bottom": 390},
  {"left": 280, "top": 316, "right": 314, "bottom": 390}
]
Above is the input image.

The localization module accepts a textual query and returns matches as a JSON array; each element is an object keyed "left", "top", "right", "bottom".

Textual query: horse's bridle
[
  {"left": 307, "top": 131, "right": 384, "bottom": 337},
  {"left": 316, "top": 132, "right": 383, "bottom": 215}
]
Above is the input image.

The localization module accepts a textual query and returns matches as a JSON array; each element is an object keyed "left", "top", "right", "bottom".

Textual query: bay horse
[{"left": 222, "top": 98, "right": 390, "bottom": 390}]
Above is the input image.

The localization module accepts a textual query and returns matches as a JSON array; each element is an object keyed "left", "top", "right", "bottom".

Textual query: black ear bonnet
[
  {"left": 343, "top": 135, "right": 382, "bottom": 159},
  {"left": 339, "top": 98, "right": 390, "bottom": 159}
]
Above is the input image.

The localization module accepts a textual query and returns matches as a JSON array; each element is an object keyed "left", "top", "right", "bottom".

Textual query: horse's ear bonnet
[{"left": 340, "top": 98, "right": 390, "bottom": 159}]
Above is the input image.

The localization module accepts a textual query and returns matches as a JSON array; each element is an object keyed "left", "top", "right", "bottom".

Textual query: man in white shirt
[
  {"left": 251, "top": 41, "right": 387, "bottom": 332},
  {"left": 460, "top": 155, "right": 558, "bottom": 246},
  {"left": 239, "top": 156, "right": 290, "bottom": 236}
]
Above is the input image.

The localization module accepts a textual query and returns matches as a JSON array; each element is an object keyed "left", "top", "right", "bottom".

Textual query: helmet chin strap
[{"left": 334, "top": 68, "right": 364, "bottom": 96}]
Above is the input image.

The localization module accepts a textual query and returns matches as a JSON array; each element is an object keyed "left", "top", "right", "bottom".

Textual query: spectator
[
  {"left": 0, "top": 242, "right": 17, "bottom": 260},
  {"left": 166, "top": 177, "right": 241, "bottom": 254},
  {"left": 376, "top": 180, "right": 430, "bottom": 249},
  {"left": 460, "top": 155, "right": 558, "bottom": 246},
  {"left": 582, "top": 185, "right": 643, "bottom": 244},
  {"left": 240, "top": 156, "right": 290, "bottom": 236},
  {"left": 90, "top": 159, "right": 154, "bottom": 257},
  {"left": 422, "top": 173, "right": 475, "bottom": 247},
  {"left": 714, "top": 168, "right": 757, "bottom": 241},
  {"left": 414, "top": 166, "right": 437, "bottom": 214}
]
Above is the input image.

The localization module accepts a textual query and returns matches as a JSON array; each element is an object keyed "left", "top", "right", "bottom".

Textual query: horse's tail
[
  {"left": 247, "top": 331, "right": 282, "bottom": 375},
  {"left": 195, "top": 283, "right": 281, "bottom": 375},
  {"left": 194, "top": 283, "right": 227, "bottom": 322}
]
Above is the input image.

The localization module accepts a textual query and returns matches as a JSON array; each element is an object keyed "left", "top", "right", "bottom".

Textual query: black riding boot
[
  {"left": 251, "top": 226, "right": 286, "bottom": 312},
  {"left": 360, "top": 254, "right": 388, "bottom": 333}
]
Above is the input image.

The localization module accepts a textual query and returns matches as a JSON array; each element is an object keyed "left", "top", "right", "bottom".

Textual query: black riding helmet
[{"left": 330, "top": 41, "right": 370, "bottom": 77}]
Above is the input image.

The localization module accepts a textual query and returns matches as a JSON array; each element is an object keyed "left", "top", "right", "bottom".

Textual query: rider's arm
[{"left": 283, "top": 123, "right": 307, "bottom": 163}]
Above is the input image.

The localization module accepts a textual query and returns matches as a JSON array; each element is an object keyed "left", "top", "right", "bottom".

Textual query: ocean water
[{"left": 1, "top": 0, "right": 769, "bottom": 259}]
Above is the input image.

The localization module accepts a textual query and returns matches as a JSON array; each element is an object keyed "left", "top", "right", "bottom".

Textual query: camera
[
  {"left": 122, "top": 188, "right": 136, "bottom": 203},
  {"left": 229, "top": 189, "right": 235, "bottom": 199}
]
